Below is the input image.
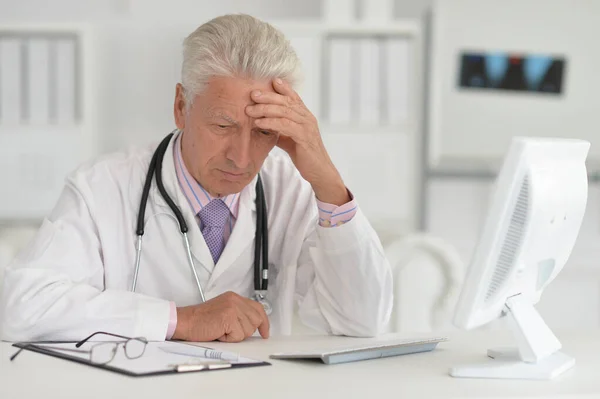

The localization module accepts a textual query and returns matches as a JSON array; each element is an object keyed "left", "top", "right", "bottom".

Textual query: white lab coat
[{"left": 1, "top": 134, "right": 393, "bottom": 342}]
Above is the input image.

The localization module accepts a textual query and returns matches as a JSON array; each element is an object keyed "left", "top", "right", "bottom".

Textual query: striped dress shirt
[{"left": 166, "top": 132, "right": 359, "bottom": 339}]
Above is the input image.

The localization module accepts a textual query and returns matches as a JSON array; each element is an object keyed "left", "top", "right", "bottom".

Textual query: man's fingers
[
  {"left": 255, "top": 118, "right": 300, "bottom": 140},
  {"left": 257, "top": 318, "right": 270, "bottom": 339},
  {"left": 244, "top": 304, "right": 264, "bottom": 328},
  {"left": 246, "top": 299, "right": 270, "bottom": 339},
  {"left": 250, "top": 80, "right": 302, "bottom": 106},
  {"left": 250, "top": 90, "right": 288, "bottom": 106},
  {"left": 219, "top": 318, "right": 245, "bottom": 343},
  {"left": 246, "top": 104, "right": 305, "bottom": 123},
  {"left": 249, "top": 91, "right": 307, "bottom": 119},
  {"left": 271, "top": 78, "right": 303, "bottom": 102},
  {"left": 237, "top": 312, "right": 256, "bottom": 338},
  {"left": 275, "top": 135, "right": 295, "bottom": 155}
]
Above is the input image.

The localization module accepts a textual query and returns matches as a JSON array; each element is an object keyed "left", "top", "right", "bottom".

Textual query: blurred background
[{"left": 0, "top": 0, "right": 599, "bottom": 335}]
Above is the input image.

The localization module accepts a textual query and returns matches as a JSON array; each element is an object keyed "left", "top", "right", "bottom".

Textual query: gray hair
[{"left": 181, "top": 14, "right": 302, "bottom": 107}]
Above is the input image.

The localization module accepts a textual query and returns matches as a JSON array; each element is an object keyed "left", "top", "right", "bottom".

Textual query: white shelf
[
  {"left": 428, "top": 157, "right": 600, "bottom": 182},
  {"left": 427, "top": 157, "right": 501, "bottom": 177},
  {"left": 320, "top": 123, "right": 413, "bottom": 135},
  {"left": 324, "top": 22, "right": 420, "bottom": 37},
  {"left": 0, "top": 25, "right": 94, "bottom": 222},
  {"left": 271, "top": 19, "right": 420, "bottom": 37}
]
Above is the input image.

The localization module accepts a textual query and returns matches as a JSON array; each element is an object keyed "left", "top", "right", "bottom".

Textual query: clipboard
[{"left": 12, "top": 341, "right": 270, "bottom": 377}]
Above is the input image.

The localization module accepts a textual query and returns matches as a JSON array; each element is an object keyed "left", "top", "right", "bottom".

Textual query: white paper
[
  {"left": 358, "top": 38, "right": 381, "bottom": 125},
  {"left": 328, "top": 38, "right": 353, "bottom": 124},
  {"left": 55, "top": 39, "right": 76, "bottom": 124},
  {"left": 34, "top": 341, "right": 263, "bottom": 375},
  {"left": 385, "top": 38, "right": 410, "bottom": 126},
  {"left": 27, "top": 39, "right": 50, "bottom": 124},
  {"left": 0, "top": 39, "right": 22, "bottom": 124}
]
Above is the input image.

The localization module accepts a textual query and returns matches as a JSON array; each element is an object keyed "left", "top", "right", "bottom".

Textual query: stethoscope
[{"left": 130, "top": 130, "right": 272, "bottom": 315}]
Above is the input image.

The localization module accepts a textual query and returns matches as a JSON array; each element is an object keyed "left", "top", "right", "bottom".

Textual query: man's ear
[{"left": 174, "top": 83, "right": 187, "bottom": 130}]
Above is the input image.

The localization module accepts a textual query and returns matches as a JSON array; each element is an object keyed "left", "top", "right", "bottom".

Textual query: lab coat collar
[{"left": 148, "top": 131, "right": 258, "bottom": 284}]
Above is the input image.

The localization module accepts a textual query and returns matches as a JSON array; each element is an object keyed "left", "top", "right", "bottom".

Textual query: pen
[
  {"left": 170, "top": 361, "right": 232, "bottom": 372},
  {"left": 159, "top": 344, "right": 240, "bottom": 362}
]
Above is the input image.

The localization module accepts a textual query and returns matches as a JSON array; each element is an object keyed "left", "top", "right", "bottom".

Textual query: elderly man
[{"left": 1, "top": 14, "right": 392, "bottom": 343}]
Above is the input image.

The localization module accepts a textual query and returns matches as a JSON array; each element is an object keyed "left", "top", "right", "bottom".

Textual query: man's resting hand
[{"left": 172, "top": 291, "right": 270, "bottom": 342}]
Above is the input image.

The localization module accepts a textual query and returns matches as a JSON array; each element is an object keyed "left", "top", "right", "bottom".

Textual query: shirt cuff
[
  {"left": 165, "top": 301, "right": 177, "bottom": 340},
  {"left": 316, "top": 189, "right": 358, "bottom": 228}
]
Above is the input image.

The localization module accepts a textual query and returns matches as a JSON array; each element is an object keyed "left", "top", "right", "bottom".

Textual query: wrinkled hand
[
  {"left": 172, "top": 292, "right": 270, "bottom": 342},
  {"left": 245, "top": 78, "right": 350, "bottom": 205}
]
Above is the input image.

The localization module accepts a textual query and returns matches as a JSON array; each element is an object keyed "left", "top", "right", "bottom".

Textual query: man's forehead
[
  {"left": 206, "top": 108, "right": 239, "bottom": 124},
  {"left": 197, "top": 76, "right": 277, "bottom": 120},
  {"left": 204, "top": 76, "right": 276, "bottom": 99}
]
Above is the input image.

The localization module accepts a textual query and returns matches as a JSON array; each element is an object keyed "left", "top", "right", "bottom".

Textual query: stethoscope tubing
[{"left": 131, "top": 131, "right": 269, "bottom": 309}]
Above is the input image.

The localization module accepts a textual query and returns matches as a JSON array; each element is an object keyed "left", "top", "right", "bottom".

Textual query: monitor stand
[{"left": 449, "top": 293, "right": 575, "bottom": 380}]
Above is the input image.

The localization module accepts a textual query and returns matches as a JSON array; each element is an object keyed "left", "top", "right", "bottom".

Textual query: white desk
[{"left": 2, "top": 330, "right": 599, "bottom": 399}]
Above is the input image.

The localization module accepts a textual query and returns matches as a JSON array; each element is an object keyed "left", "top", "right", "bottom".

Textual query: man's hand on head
[
  {"left": 172, "top": 291, "right": 270, "bottom": 342},
  {"left": 245, "top": 78, "right": 350, "bottom": 206}
]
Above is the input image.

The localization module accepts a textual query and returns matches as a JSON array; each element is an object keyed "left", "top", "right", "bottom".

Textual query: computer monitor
[{"left": 449, "top": 137, "right": 590, "bottom": 380}]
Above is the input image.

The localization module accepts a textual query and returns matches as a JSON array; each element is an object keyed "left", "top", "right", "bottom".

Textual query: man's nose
[{"left": 226, "top": 130, "right": 252, "bottom": 170}]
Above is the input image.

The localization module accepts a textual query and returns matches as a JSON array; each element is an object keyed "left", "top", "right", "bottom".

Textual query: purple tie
[{"left": 198, "top": 199, "right": 230, "bottom": 264}]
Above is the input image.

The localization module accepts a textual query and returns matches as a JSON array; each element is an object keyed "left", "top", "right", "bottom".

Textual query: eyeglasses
[{"left": 10, "top": 331, "right": 149, "bottom": 365}]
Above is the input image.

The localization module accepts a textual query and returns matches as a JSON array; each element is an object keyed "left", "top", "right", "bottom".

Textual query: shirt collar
[{"left": 173, "top": 131, "right": 240, "bottom": 218}]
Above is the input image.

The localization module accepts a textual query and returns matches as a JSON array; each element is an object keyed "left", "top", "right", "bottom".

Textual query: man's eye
[
  {"left": 260, "top": 130, "right": 272, "bottom": 136},
  {"left": 218, "top": 125, "right": 229, "bottom": 129}
]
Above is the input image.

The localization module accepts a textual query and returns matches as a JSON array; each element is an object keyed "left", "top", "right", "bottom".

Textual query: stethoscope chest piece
[{"left": 252, "top": 291, "right": 272, "bottom": 316}]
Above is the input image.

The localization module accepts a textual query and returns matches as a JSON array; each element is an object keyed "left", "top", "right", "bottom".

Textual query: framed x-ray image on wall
[{"left": 458, "top": 51, "right": 566, "bottom": 95}]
